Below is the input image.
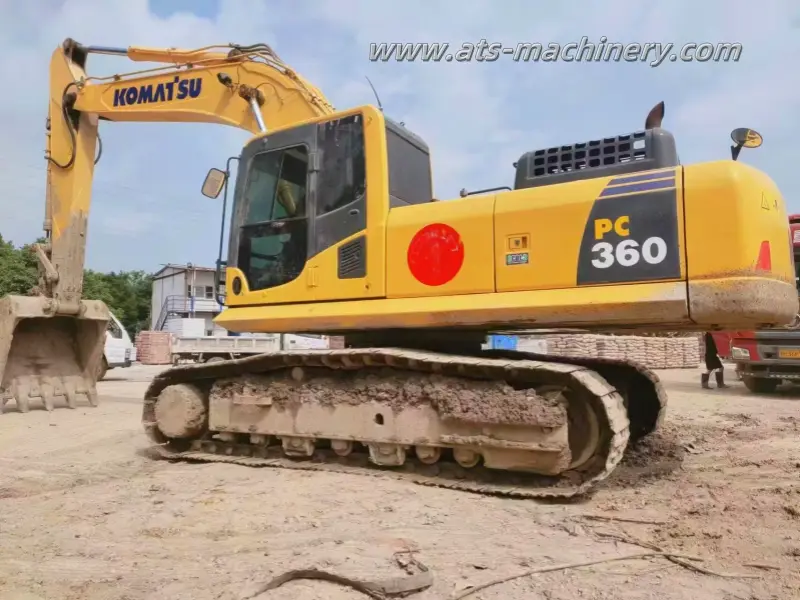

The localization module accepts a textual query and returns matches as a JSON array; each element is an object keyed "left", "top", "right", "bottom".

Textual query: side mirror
[
  {"left": 201, "top": 168, "right": 227, "bottom": 199},
  {"left": 730, "top": 127, "right": 763, "bottom": 149},
  {"left": 729, "top": 127, "right": 763, "bottom": 161}
]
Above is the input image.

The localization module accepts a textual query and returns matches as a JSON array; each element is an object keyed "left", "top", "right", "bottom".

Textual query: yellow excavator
[{"left": 2, "top": 38, "right": 796, "bottom": 499}]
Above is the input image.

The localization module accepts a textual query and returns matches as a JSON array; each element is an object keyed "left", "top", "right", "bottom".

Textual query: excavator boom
[{"left": 0, "top": 38, "right": 334, "bottom": 414}]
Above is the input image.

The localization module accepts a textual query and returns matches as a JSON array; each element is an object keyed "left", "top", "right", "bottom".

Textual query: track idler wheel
[
  {"left": 153, "top": 383, "right": 207, "bottom": 439},
  {"left": 533, "top": 385, "right": 602, "bottom": 471}
]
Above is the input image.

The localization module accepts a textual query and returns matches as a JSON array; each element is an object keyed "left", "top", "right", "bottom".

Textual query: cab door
[
  {"left": 314, "top": 114, "right": 367, "bottom": 261},
  {"left": 228, "top": 123, "right": 318, "bottom": 301},
  {"left": 226, "top": 108, "right": 384, "bottom": 307},
  {"left": 304, "top": 113, "right": 374, "bottom": 301}
]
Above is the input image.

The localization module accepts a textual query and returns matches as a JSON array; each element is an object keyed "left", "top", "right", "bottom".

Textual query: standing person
[{"left": 702, "top": 332, "right": 728, "bottom": 389}]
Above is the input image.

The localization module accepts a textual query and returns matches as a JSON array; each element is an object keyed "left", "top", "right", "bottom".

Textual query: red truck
[{"left": 719, "top": 214, "right": 800, "bottom": 393}]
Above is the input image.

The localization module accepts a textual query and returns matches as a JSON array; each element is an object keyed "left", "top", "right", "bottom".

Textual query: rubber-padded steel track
[
  {"left": 142, "top": 348, "right": 666, "bottom": 500},
  {"left": 484, "top": 349, "right": 669, "bottom": 441}
]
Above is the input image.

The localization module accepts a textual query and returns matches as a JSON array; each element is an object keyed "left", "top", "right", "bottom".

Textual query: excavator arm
[
  {"left": 0, "top": 38, "right": 334, "bottom": 414},
  {"left": 44, "top": 38, "right": 334, "bottom": 309}
]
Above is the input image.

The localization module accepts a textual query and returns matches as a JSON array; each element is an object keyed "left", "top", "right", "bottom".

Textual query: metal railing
[{"left": 154, "top": 295, "right": 223, "bottom": 331}]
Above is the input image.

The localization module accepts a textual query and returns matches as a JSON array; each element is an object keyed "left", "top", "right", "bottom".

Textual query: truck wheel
[
  {"left": 97, "top": 357, "right": 108, "bottom": 381},
  {"left": 205, "top": 356, "right": 225, "bottom": 364},
  {"left": 742, "top": 375, "right": 779, "bottom": 394}
]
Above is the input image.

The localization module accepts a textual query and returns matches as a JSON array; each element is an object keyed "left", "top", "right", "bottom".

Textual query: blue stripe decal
[
  {"left": 609, "top": 170, "right": 676, "bottom": 186},
  {"left": 600, "top": 178, "right": 676, "bottom": 197}
]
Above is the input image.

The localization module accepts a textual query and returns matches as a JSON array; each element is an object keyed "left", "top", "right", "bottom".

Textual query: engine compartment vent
[{"left": 514, "top": 128, "right": 679, "bottom": 190}]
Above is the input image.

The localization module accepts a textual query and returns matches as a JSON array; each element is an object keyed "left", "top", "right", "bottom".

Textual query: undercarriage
[{"left": 142, "top": 341, "right": 666, "bottom": 500}]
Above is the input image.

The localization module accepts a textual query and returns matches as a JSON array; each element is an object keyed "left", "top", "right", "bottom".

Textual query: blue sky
[{"left": 1, "top": 0, "right": 798, "bottom": 273}]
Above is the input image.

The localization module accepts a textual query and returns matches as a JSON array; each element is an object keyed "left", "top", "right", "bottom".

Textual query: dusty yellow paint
[
  {"left": 215, "top": 279, "right": 691, "bottom": 332},
  {"left": 386, "top": 195, "right": 495, "bottom": 298},
  {"left": 683, "top": 161, "right": 793, "bottom": 282},
  {"left": 218, "top": 157, "right": 796, "bottom": 334}
]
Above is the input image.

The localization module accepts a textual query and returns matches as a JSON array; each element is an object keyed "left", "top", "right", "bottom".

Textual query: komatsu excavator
[{"left": 2, "top": 39, "right": 797, "bottom": 499}]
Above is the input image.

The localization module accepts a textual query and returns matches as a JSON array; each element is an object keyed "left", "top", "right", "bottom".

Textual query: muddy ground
[{"left": 0, "top": 365, "right": 798, "bottom": 600}]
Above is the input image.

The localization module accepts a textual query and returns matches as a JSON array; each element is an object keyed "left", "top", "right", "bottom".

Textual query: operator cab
[{"left": 201, "top": 110, "right": 434, "bottom": 296}]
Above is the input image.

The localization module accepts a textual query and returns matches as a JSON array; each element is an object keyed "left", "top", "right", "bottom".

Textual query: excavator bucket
[{"left": 0, "top": 295, "right": 109, "bottom": 413}]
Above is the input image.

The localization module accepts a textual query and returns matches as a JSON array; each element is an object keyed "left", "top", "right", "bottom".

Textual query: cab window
[{"left": 237, "top": 145, "right": 309, "bottom": 291}]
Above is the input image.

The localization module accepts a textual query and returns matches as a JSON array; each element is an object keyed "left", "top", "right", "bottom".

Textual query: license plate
[{"left": 778, "top": 348, "right": 800, "bottom": 359}]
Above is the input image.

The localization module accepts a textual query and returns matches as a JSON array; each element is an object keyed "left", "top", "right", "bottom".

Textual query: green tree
[
  {"left": 83, "top": 270, "right": 152, "bottom": 335},
  {"left": 0, "top": 236, "right": 153, "bottom": 336},
  {"left": 0, "top": 235, "right": 39, "bottom": 296}
]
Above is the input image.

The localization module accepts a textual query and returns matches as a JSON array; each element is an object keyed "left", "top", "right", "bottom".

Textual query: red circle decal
[{"left": 407, "top": 223, "right": 465, "bottom": 286}]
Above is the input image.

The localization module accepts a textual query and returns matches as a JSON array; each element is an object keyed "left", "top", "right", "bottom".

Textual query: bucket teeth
[
  {"left": 64, "top": 375, "right": 98, "bottom": 409},
  {"left": 0, "top": 295, "right": 109, "bottom": 414},
  {"left": 41, "top": 383, "right": 55, "bottom": 412},
  {"left": 29, "top": 380, "right": 43, "bottom": 409},
  {"left": 12, "top": 382, "right": 31, "bottom": 413},
  {"left": 0, "top": 376, "right": 99, "bottom": 413},
  {"left": 64, "top": 387, "right": 78, "bottom": 409}
]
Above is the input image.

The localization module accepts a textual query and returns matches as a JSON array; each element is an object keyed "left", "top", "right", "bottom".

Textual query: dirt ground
[{"left": 0, "top": 364, "right": 798, "bottom": 600}]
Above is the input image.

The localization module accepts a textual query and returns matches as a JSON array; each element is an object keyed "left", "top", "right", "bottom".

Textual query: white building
[
  {"left": 151, "top": 263, "right": 227, "bottom": 336},
  {"left": 149, "top": 263, "right": 334, "bottom": 349}
]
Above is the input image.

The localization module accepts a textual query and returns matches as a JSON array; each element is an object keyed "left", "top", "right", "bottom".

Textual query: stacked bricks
[
  {"left": 522, "top": 334, "right": 700, "bottom": 369},
  {"left": 135, "top": 331, "right": 173, "bottom": 365}
]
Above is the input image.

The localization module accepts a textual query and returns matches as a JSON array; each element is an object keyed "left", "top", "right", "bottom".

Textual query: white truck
[
  {"left": 99, "top": 311, "right": 136, "bottom": 380},
  {"left": 170, "top": 333, "right": 329, "bottom": 365}
]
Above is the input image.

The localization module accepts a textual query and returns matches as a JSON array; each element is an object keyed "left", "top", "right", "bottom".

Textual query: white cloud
[
  {"left": 99, "top": 209, "right": 157, "bottom": 236},
  {"left": 0, "top": 0, "right": 797, "bottom": 273}
]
